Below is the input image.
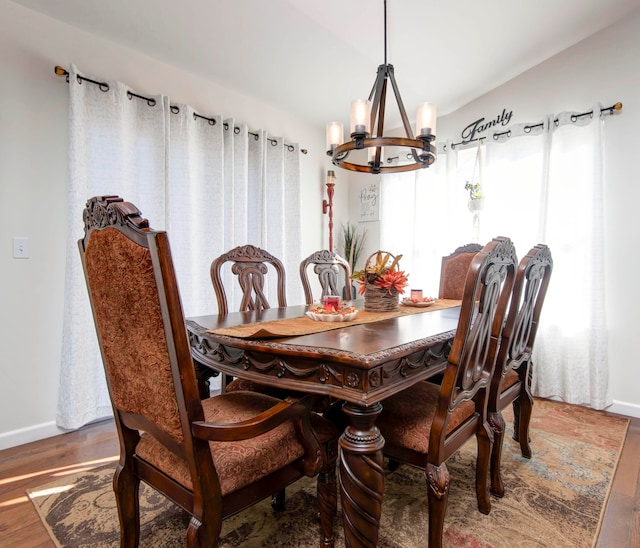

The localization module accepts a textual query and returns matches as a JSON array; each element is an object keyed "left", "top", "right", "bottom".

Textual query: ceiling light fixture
[{"left": 326, "top": 0, "right": 437, "bottom": 174}]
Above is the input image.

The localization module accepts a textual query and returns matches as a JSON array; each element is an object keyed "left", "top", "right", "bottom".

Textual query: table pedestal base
[{"left": 339, "top": 402, "right": 385, "bottom": 548}]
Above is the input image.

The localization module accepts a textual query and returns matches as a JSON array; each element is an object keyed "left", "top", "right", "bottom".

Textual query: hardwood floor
[{"left": 1, "top": 415, "right": 638, "bottom": 547}]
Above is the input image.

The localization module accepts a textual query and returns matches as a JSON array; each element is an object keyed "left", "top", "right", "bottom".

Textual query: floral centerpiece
[{"left": 351, "top": 251, "right": 408, "bottom": 311}]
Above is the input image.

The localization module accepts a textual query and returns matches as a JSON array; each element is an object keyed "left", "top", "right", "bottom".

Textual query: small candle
[
  {"left": 410, "top": 289, "right": 423, "bottom": 301},
  {"left": 323, "top": 295, "right": 340, "bottom": 311}
]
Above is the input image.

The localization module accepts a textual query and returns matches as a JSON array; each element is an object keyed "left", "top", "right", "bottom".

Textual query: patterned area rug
[{"left": 28, "top": 399, "right": 628, "bottom": 547}]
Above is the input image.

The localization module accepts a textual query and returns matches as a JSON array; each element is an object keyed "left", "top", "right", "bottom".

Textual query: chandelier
[{"left": 326, "top": 0, "right": 437, "bottom": 174}]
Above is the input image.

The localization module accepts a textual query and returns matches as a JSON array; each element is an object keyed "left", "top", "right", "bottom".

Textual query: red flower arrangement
[{"left": 351, "top": 251, "right": 409, "bottom": 295}]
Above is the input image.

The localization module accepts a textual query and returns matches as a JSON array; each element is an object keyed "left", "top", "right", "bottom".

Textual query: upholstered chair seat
[
  {"left": 137, "top": 391, "right": 337, "bottom": 496},
  {"left": 378, "top": 382, "right": 476, "bottom": 455}
]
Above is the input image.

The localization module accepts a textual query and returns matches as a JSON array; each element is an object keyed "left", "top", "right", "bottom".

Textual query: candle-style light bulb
[
  {"left": 326, "top": 122, "right": 344, "bottom": 153},
  {"left": 416, "top": 102, "right": 437, "bottom": 139},
  {"left": 350, "top": 99, "right": 371, "bottom": 137}
]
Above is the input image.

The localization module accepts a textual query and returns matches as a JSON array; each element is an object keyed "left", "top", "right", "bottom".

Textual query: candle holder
[{"left": 322, "top": 170, "right": 336, "bottom": 251}]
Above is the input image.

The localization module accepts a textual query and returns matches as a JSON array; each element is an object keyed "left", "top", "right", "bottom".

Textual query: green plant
[
  {"left": 341, "top": 223, "right": 367, "bottom": 275},
  {"left": 465, "top": 180, "right": 484, "bottom": 200}
]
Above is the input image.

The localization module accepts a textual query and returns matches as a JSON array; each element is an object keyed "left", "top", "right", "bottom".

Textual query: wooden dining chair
[
  {"left": 79, "top": 196, "right": 338, "bottom": 547},
  {"left": 438, "top": 243, "right": 483, "bottom": 300},
  {"left": 210, "top": 244, "right": 287, "bottom": 316},
  {"left": 300, "top": 249, "right": 353, "bottom": 305},
  {"left": 376, "top": 236, "right": 517, "bottom": 548},
  {"left": 488, "top": 244, "right": 553, "bottom": 498}
]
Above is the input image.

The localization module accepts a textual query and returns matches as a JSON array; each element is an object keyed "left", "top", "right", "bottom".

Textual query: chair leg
[
  {"left": 387, "top": 459, "right": 401, "bottom": 471},
  {"left": 113, "top": 463, "right": 140, "bottom": 548},
  {"left": 271, "top": 489, "right": 286, "bottom": 511},
  {"left": 489, "top": 410, "right": 506, "bottom": 498},
  {"left": 426, "top": 462, "right": 450, "bottom": 548},
  {"left": 517, "top": 389, "right": 534, "bottom": 459},
  {"left": 317, "top": 455, "right": 338, "bottom": 548},
  {"left": 475, "top": 422, "right": 493, "bottom": 514}
]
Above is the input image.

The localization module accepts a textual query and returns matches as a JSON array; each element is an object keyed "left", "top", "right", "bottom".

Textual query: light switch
[{"left": 12, "top": 237, "right": 29, "bottom": 259}]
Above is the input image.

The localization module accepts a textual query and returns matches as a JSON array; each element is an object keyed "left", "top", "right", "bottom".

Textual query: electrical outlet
[{"left": 12, "top": 237, "right": 29, "bottom": 259}]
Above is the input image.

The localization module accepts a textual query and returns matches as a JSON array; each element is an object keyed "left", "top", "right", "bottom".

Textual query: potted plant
[{"left": 341, "top": 223, "right": 367, "bottom": 298}]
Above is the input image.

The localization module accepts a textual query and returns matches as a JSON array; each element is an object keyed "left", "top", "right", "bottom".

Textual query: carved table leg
[{"left": 339, "top": 402, "right": 385, "bottom": 548}]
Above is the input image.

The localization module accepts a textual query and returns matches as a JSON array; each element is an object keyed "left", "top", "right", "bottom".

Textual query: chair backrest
[
  {"left": 210, "top": 244, "right": 287, "bottom": 315},
  {"left": 430, "top": 236, "right": 517, "bottom": 458},
  {"left": 490, "top": 244, "right": 553, "bottom": 402},
  {"left": 79, "top": 195, "right": 211, "bottom": 469},
  {"left": 439, "top": 243, "right": 484, "bottom": 300},
  {"left": 299, "top": 249, "right": 352, "bottom": 305}
]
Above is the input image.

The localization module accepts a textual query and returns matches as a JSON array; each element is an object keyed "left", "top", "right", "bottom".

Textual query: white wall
[
  {"left": 430, "top": 10, "right": 640, "bottom": 417},
  {"left": 0, "top": 0, "right": 339, "bottom": 448}
]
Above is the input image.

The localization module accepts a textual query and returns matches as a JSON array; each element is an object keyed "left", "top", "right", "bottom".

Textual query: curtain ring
[
  {"left": 127, "top": 91, "right": 156, "bottom": 107},
  {"left": 524, "top": 125, "right": 532, "bottom": 133},
  {"left": 234, "top": 126, "right": 240, "bottom": 134},
  {"left": 170, "top": 105, "right": 180, "bottom": 114}
]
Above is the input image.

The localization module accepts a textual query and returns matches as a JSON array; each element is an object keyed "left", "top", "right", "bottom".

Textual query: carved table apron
[{"left": 187, "top": 303, "right": 460, "bottom": 548}]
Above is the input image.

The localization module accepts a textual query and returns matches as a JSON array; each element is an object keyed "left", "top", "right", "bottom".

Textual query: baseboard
[
  {"left": 607, "top": 399, "right": 640, "bottom": 419},
  {"left": 0, "top": 421, "right": 67, "bottom": 451}
]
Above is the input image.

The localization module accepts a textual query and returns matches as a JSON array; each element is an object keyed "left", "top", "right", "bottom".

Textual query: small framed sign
[{"left": 359, "top": 181, "right": 379, "bottom": 222}]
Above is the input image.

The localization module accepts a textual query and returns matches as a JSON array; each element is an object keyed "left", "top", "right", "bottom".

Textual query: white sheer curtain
[
  {"left": 57, "top": 66, "right": 303, "bottom": 429},
  {"left": 380, "top": 142, "right": 481, "bottom": 297},
  {"left": 380, "top": 104, "right": 610, "bottom": 409}
]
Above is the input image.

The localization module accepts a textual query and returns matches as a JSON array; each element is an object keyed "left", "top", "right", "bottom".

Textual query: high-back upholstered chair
[
  {"left": 79, "top": 196, "right": 338, "bottom": 547},
  {"left": 210, "top": 244, "right": 287, "bottom": 316},
  {"left": 438, "top": 243, "right": 484, "bottom": 300},
  {"left": 488, "top": 244, "right": 553, "bottom": 498},
  {"left": 300, "top": 250, "right": 352, "bottom": 305},
  {"left": 376, "top": 236, "right": 517, "bottom": 548}
]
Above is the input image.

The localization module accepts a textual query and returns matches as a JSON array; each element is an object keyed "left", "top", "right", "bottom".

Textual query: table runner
[{"left": 209, "top": 299, "right": 461, "bottom": 339}]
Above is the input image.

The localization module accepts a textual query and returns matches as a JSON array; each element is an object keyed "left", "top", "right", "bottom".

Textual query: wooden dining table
[{"left": 186, "top": 300, "right": 461, "bottom": 547}]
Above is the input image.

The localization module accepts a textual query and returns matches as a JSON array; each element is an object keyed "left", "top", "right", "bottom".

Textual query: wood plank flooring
[{"left": 1, "top": 415, "right": 638, "bottom": 547}]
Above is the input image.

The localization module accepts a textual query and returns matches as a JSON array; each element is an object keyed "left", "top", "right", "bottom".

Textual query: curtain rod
[
  {"left": 54, "top": 66, "right": 308, "bottom": 154},
  {"left": 386, "top": 101, "right": 623, "bottom": 162},
  {"left": 447, "top": 102, "right": 622, "bottom": 150}
]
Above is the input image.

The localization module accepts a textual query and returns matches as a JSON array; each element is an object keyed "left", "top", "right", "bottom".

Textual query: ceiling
[{"left": 11, "top": 0, "right": 640, "bottom": 129}]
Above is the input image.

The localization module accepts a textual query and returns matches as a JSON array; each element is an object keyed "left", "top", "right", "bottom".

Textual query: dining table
[{"left": 186, "top": 299, "right": 461, "bottom": 547}]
